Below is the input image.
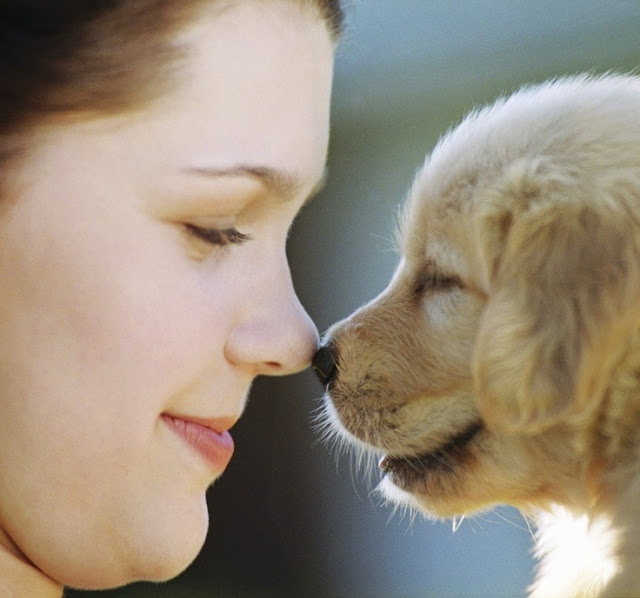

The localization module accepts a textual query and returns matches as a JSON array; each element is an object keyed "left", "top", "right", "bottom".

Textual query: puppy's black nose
[{"left": 312, "top": 341, "right": 338, "bottom": 388}]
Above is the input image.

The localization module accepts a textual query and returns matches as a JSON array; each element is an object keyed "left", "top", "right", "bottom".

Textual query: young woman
[{"left": 0, "top": 0, "right": 343, "bottom": 594}]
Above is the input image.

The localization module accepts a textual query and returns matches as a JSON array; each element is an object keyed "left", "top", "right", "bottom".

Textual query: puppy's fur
[{"left": 317, "top": 74, "right": 640, "bottom": 597}]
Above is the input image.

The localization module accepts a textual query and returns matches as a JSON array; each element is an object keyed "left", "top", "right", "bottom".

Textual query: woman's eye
[{"left": 184, "top": 223, "right": 251, "bottom": 247}]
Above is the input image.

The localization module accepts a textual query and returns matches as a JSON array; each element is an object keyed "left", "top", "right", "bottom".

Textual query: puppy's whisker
[
  {"left": 370, "top": 231, "right": 401, "bottom": 257},
  {"left": 311, "top": 399, "right": 383, "bottom": 489},
  {"left": 452, "top": 516, "right": 465, "bottom": 534},
  {"left": 521, "top": 513, "right": 537, "bottom": 542},
  {"left": 466, "top": 518, "right": 481, "bottom": 535},
  {"left": 488, "top": 508, "right": 533, "bottom": 534},
  {"left": 406, "top": 508, "right": 419, "bottom": 534},
  {"left": 377, "top": 481, "right": 421, "bottom": 529}
]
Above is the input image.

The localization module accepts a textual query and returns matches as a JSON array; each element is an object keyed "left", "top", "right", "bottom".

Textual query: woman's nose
[{"left": 224, "top": 282, "right": 319, "bottom": 377}]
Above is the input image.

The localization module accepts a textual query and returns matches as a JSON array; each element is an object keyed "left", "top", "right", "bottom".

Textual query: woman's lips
[{"left": 161, "top": 413, "right": 235, "bottom": 471}]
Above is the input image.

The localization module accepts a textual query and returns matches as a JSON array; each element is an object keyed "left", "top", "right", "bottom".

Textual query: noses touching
[
  {"left": 224, "top": 280, "right": 319, "bottom": 377},
  {"left": 311, "top": 340, "right": 338, "bottom": 388}
]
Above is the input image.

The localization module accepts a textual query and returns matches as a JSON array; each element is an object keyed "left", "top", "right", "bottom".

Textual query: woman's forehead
[
  {"left": 9, "top": 1, "right": 334, "bottom": 202},
  {"left": 149, "top": 2, "right": 335, "bottom": 186}
]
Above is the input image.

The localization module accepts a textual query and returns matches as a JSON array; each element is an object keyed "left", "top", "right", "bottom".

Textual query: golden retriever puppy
[{"left": 313, "top": 73, "right": 640, "bottom": 598}]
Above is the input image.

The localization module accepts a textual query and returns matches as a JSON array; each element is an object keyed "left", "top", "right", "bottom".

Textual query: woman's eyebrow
[{"left": 184, "top": 164, "right": 327, "bottom": 204}]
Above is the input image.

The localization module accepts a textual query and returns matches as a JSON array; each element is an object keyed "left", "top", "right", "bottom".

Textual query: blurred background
[{"left": 74, "top": 2, "right": 640, "bottom": 597}]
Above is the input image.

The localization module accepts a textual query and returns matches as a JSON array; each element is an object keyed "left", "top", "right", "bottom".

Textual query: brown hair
[{"left": 0, "top": 0, "right": 344, "bottom": 161}]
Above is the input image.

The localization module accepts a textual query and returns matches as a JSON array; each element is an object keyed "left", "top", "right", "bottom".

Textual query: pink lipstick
[{"left": 162, "top": 413, "right": 234, "bottom": 471}]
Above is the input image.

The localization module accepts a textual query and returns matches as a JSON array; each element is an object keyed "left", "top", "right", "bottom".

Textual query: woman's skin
[{"left": 0, "top": 1, "right": 334, "bottom": 594}]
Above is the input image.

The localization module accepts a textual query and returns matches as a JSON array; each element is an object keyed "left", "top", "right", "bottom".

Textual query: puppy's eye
[{"left": 414, "top": 271, "right": 463, "bottom": 295}]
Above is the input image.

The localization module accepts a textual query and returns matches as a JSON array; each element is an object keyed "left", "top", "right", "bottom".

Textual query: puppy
[{"left": 313, "top": 74, "right": 640, "bottom": 597}]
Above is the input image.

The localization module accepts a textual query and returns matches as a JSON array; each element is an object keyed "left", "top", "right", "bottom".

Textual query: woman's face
[{"left": 0, "top": 1, "right": 332, "bottom": 589}]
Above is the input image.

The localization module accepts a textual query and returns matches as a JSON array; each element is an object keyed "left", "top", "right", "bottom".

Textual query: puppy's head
[{"left": 314, "top": 74, "right": 640, "bottom": 517}]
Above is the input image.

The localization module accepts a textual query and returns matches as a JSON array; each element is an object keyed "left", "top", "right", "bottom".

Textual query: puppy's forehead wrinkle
[
  {"left": 407, "top": 75, "right": 640, "bottom": 236},
  {"left": 426, "top": 75, "right": 640, "bottom": 185}
]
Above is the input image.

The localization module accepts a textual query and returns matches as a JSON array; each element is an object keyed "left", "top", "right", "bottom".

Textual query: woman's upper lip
[{"left": 161, "top": 412, "right": 238, "bottom": 434}]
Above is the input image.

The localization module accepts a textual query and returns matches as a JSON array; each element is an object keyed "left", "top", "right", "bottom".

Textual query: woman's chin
[
  {"left": 134, "top": 527, "right": 207, "bottom": 586},
  {"left": 52, "top": 499, "right": 211, "bottom": 591}
]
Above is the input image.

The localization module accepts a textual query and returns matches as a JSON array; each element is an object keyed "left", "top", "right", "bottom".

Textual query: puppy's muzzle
[{"left": 312, "top": 341, "right": 338, "bottom": 388}]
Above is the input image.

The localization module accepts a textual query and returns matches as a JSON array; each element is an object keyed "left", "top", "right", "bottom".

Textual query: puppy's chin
[
  {"left": 378, "top": 476, "right": 424, "bottom": 511},
  {"left": 378, "top": 472, "right": 478, "bottom": 519},
  {"left": 320, "top": 402, "right": 488, "bottom": 518},
  {"left": 375, "top": 421, "right": 485, "bottom": 519},
  {"left": 378, "top": 471, "right": 485, "bottom": 520}
]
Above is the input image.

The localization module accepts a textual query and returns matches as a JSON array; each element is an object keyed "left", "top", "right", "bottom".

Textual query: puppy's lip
[{"left": 379, "top": 420, "right": 484, "bottom": 476}]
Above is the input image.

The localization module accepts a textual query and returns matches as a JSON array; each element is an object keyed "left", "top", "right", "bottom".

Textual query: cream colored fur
[{"left": 320, "top": 74, "right": 640, "bottom": 597}]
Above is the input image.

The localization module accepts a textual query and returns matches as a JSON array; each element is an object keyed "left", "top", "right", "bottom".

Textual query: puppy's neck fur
[
  {"left": 530, "top": 331, "right": 640, "bottom": 597},
  {"left": 529, "top": 507, "right": 619, "bottom": 598}
]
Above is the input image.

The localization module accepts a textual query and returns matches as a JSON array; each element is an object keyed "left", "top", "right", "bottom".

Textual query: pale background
[{"left": 74, "top": 2, "right": 640, "bottom": 597}]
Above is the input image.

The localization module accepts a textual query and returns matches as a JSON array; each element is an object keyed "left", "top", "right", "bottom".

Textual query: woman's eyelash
[{"left": 184, "top": 224, "right": 251, "bottom": 247}]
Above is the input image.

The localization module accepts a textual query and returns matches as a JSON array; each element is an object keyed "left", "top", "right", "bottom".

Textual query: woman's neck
[{"left": 0, "top": 534, "right": 63, "bottom": 597}]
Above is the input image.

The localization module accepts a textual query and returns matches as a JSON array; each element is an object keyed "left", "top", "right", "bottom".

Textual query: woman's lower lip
[{"left": 162, "top": 414, "right": 234, "bottom": 471}]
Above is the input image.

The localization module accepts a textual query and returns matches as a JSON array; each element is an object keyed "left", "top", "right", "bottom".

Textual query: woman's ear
[{"left": 472, "top": 163, "right": 640, "bottom": 433}]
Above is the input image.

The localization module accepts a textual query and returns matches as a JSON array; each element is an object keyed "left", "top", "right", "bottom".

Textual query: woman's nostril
[{"left": 312, "top": 342, "right": 338, "bottom": 388}]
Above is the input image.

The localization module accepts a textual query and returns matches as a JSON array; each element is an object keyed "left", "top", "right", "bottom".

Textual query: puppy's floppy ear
[{"left": 472, "top": 158, "right": 640, "bottom": 432}]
